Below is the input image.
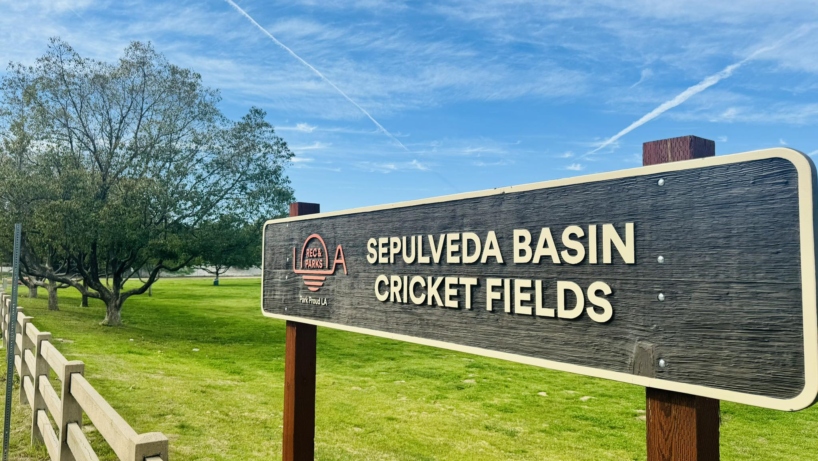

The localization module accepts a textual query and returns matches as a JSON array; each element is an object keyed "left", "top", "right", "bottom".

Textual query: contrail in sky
[
  {"left": 224, "top": 0, "right": 410, "bottom": 152},
  {"left": 585, "top": 28, "right": 812, "bottom": 157}
]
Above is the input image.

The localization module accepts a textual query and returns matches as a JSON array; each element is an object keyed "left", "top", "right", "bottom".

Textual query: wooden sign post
[
  {"left": 268, "top": 142, "right": 818, "bottom": 459},
  {"left": 282, "top": 202, "right": 320, "bottom": 461},
  {"left": 644, "top": 136, "right": 719, "bottom": 461}
]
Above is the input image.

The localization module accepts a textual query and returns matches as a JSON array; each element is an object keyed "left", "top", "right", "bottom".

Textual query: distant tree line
[{"left": 0, "top": 39, "right": 295, "bottom": 325}]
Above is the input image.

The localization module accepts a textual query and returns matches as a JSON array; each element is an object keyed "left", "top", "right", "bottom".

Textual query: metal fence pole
[{"left": 2, "top": 223, "right": 22, "bottom": 461}]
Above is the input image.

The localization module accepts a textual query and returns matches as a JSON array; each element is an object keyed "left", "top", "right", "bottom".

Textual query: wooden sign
[{"left": 262, "top": 148, "right": 818, "bottom": 411}]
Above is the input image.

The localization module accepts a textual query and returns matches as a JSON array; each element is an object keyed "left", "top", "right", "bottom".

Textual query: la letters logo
[{"left": 292, "top": 234, "right": 348, "bottom": 292}]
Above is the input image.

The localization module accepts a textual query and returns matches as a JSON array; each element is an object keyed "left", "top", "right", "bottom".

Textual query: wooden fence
[{"left": 1, "top": 292, "right": 168, "bottom": 461}]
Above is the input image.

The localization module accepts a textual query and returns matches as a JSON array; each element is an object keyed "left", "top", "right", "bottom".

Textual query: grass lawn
[{"left": 2, "top": 277, "right": 818, "bottom": 460}]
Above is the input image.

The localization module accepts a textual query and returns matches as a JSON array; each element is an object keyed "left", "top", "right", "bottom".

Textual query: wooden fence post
[
  {"left": 3, "top": 296, "right": 9, "bottom": 349},
  {"left": 30, "top": 332, "right": 51, "bottom": 445},
  {"left": 9, "top": 303, "right": 18, "bottom": 353},
  {"left": 16, "top": 309, "right": 29, "bottom": 404},
  {"left": 644, "top": 135, "right": 720, "bottom": 461},
  {"left": 132, "top": 432, "right": 169, "bottom": 461},
  {"left": 283, "top": 202, "right": 320, "bottom": 461},
  {"left": 1, "top": 295, "right": 7, "bottom": 349},
  {"left": 1, "top": 294, "right": 8, "bottom": 349},
  {"left": 59, "top": 360, "right": 84, "bottom": 461}
]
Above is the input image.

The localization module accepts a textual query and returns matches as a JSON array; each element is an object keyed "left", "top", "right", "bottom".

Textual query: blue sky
[{"left": 2, "top": 0, "right": 818, "bottom": 212}]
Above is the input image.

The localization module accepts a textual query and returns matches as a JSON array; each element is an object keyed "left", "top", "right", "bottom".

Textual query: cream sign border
[{"left": 261, "top": 147, "right": 818, "bottom": 411}]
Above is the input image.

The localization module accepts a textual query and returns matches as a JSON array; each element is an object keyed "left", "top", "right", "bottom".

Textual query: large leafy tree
[
  {"left": 194, "top": 214, "right": 262, "bottom": 285},
  {"left": 0, "top": 39, "right": 294, "bottom": 325}
]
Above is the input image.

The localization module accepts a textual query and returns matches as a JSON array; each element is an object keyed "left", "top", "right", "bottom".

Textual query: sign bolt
[
  {"left": 657, "top": 293, "right": 665, "bottom": 301},
  {"left": 657, "top": 255, "right": 665, "bottom": 264},
  {"left": 659, "top": 359, "right": 667, "bottom": 368},
  {"left": 657, "top": 178, "right": 665, "bottom": 186}
]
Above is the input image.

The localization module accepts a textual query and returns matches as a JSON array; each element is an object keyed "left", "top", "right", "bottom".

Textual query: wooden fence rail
[{"left": 0, "top": 291, "right": 169, "bottom": 461}]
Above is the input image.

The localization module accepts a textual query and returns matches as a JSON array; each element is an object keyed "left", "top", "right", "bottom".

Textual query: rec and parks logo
[{"left": 292, "top": 234, "right": 348, "bottom": 292}]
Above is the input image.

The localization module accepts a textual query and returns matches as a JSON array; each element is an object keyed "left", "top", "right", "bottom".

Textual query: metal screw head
[
  {"left": 657, "top": 255, "right": 664, "bottom": 264},
  {"left": 659, "top": 359, "right": 667, "bottom": 368},
  {"left": 657, "top": 293, "right": 665, "bottom": 301},
  {"left": 657, "top": 178, "right": 665, "bottom": 186}
]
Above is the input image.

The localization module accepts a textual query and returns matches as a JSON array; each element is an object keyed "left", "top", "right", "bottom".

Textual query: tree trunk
[
  {"left": 101, "top": 297, "right": 123, "bottom": 326},
  {"left": 28, "top": 284, "right": 38, "bottom": 298},
  {"left": 146, "top": 270, "right": 154, "bottom": 297},
  {"left": 80, "top": 279, "right": 89, "bottom": 307},
  {"left": 46, "top": 280, "right": 59, "bottom": 311}
]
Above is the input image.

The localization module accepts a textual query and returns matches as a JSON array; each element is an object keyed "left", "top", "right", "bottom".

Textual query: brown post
[
  {"left": 30, "top": 332, "right": 51, "bottom": 445},
  {"left": 19, "top": 315, "right": 33, "bottom": 406},
  {"left": 283, "top": 202, "right": 320, "bottom": 461},
  {"left": 59, "top": 360, "right": 84, "bottom": 461},
  {"left": 644, "top": 135, "right": 720, "bottom": 461}
]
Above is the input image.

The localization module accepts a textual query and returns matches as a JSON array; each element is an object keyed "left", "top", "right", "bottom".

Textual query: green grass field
[{"left": 2, "top": 277, "right": 818, "bottom": 460}]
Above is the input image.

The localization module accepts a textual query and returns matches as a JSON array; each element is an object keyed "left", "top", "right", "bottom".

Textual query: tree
[
  {"left": 194, "top": 215, "right": 262, "bottom": 285},
  {"left": 0, "top": 39, "right": 294, "bottom": 325},
  {"left": 21, "top": 276, "right": 41, "bottom": 299},
  {"left": 22, "top": 276, "right": 69, "bottom": 311}
]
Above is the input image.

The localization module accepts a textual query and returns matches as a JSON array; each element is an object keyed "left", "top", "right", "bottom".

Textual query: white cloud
[
  {"left": 587, "top": 37, "right": 789, "bottom": 156},
  {"left": 718, "top": 107, "right": 740, "bottom": 122},
  {"left": 174, "top": 3, "right": 590, "bottom": 112},
  {"left": 583, "top": 139, "right": 620, "bottom": 155},
  {"left": 461, "top": 146, "right": 506, "bottom": 155},
  {"left": 630, "top": 68, "right": 653, "bottom": 88},
  {"left": 278, "top": 123, "right": 317, "bottom": 133},
  {"left": 780, "top": 138, "right": 788, "bottom": 146},
  {"left": 224, "top": 0, "right": 410, "bottom": 151},
  {"left": 291, "top": 141, "right": 331, "bottom": 151},
  {"left": 356, "top": 159, "right": 430, "bottom": 173},
  {"left": 409, "top": 159, "right": 429, "bottom": 171},
  {"left": 408, "top": 138, "right": 525, "bottom": 163},
  {"left": 2, "top": 0, "right": 816, "bottom": 180},
  {"left": 673, "top": 103, "right": 818, "bottom": 125},
  {"left": 626, "top": 153, "right": 642, "bottom": 164},
  {"left": 557, "top": 151, "right": 574, "bottom": 158},
  {"left": 474, "top": 160, "right": 512, "bottom": 167},
  {"left": 284, "top": 0, "right": 408, "bottom": 11},
  {"left": 566, "top": 163, "right": 583, "bottom": 171},
  {"left": 267, "top": 18, "right": 346, "bottom": 42},
  {"left": 0, "top": 0, "right": 95, "bottom": 14}
]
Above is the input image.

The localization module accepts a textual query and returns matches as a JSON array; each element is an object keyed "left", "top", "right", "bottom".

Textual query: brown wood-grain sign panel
[{"left": 262, "top": 148, "right": 818, "bottom": 411}]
